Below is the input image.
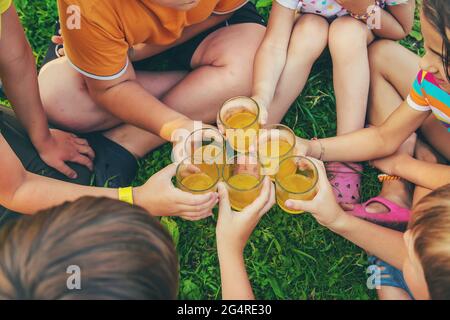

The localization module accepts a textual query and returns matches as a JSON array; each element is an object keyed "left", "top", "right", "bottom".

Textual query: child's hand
[
  {"left": 135, "top": 164, "right": 218, "bottom": 220},
  {"left": 284, "top": 158, "right": 346, "bottom": 229},
  {"left": 294, "top": 136, "right": 313, "bottom": 157},
  {"left": 216, "top": 177, "right": 275, "bottom": 253},
  {"left": 35, "top": 129, "right": 95, "bottom": 179},
  {"left": 51, "top": 28, "right": 65, "bottom": 57}
]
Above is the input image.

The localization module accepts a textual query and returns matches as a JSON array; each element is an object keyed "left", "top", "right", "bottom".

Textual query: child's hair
[
  {"left": 0, "top": 197, "right": 178, "bottom": 300},
  {"left": 423, "top": 0, "right": 450, "bottom": 80},
  {"left": 408, "top": 184, "right": 450, "bottom": 300}
]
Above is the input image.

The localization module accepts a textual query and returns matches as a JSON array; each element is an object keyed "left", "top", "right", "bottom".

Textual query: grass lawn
[{"left": 11, "top": 0, "right": 425, "bottom": 300}]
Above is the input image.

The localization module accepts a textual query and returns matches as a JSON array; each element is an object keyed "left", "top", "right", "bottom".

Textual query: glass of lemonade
[
  {"left": 184, "top": 127, "right": 226, "bottom": 173},
  {"left": 258, "top": 124, "right": 296, "bottom": 179},
  {"left": 219, "top": 96, "right": 260, "bottom": 153},
  {"left": 176, "top": 157, "right": 220, "bottom": 194},
  {"left": 222, "top": 154, "right": 264, "bottom": 211},
  {"left": 275, "top": 156, "right": 318, "bottom": 214}
]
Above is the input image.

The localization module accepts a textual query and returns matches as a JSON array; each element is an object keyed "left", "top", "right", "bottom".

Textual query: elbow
[
  {"left": 394, "top": 24, "right": 414, "bottom": 40},
  {"left": 0, "top": 171, "right": 28, "bottom": 214}
]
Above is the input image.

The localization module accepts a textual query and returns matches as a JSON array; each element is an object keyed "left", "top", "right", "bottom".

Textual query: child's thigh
[
  {"left": 368, "top": 40, "right": 419, "bottom": 124},
  {"left": 369, "top": 40, "right": 419, "bottom": 99}
]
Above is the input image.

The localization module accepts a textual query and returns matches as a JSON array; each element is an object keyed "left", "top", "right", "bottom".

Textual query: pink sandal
[
  {"left": 347, "top": 196, "right": 411, "bottom": 231},
  {"left": 326, "top": 162, "right": 363, "bottom": 204}
]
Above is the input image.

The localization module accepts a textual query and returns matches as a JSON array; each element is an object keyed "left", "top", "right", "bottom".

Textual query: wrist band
[
  {"left": 378, "top": 174, "right": 401, "bottom": 183},
  {"left": 349, "top": 0, "right": 383, "bottom": 20},
  {"left": 311, "top": 138, "right": 324, "bottom": 161},
  {"left": 118, "top": 187, "right": 134, "bottom": 205}
]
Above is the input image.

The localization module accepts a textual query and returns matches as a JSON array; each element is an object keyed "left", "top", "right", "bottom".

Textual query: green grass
[{"left": 11, "top": 0, "right": 424, "bottom": 300}]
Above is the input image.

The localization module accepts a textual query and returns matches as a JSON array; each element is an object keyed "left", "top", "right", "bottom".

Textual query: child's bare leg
[
  {"left": 329, "top": 16, "right": 375, "bottom": 135},
  {"left": 267, "top": 14, "right": 329, "bottom": 124},
  {"left": 377, "top": 286, "right": 412, "bottom": 300},
  {"left": 413, "top": 136, "right": 448, "bottom": 205},
  {"left": 359, "top": 40, "right": 420, "bottom": 214}
]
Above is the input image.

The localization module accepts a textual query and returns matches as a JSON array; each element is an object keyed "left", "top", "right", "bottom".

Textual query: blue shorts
[{"left": 368, "top": 256, "right": 414, "bottom": 299}]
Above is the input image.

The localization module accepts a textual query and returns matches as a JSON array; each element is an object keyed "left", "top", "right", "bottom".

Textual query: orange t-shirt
[{"left": 58, "top": 0, "right": 248, "bottom": 80}]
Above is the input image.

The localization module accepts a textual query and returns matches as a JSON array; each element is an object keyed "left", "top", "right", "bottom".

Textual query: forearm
[
  {"left": 0, "top": 16, "right": 51, "bottom": 147},
  {"left": 307, "top": 127, "right": 394, "bottom": 162},
  {"left": 218, "top": 244, "right": 254, "bottom": 300},
  {"left": 252, "top": 3, "right": 295, "bottom": 107},
  {"left": 91, "top": 80, "right": 192, "bottom": 141},
  {"left": 252, "top": 41, "right": 289, "bottom": 107},
  {"left": 394, "top": 155, "right": 450, "bottom": 190},
  {"left": 3, "top": 172, "right": 117, "bottom": 215},
  {"left": 330, "top": 212, "right": 407, "bottom": 270}
]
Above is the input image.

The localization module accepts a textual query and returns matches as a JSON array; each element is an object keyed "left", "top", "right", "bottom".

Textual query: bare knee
[
  {"left": 38, "top": 58, "right": 108, "bottom": 132},
  {"left": 368, "top": 40, "right": 398, "bottom": 75},
  {"left": 329, "top": 17, "right": 368, "bottom": 53},
  {"left": 290, "top": 14, "right": 329, "bottom": 56},
  {"left": 213, "top": 24, "right": 265, "bottom": 93}
]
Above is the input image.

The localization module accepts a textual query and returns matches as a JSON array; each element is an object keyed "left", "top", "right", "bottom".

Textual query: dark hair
[
  {"left": 409, "top": 184, "right": 450, "bottom": 300},
  {"left": 0, "top": 197, "right": 178, "bottom": 300},
  {"left": 423, "top": 0, "right": 450, "bottom": 81}
]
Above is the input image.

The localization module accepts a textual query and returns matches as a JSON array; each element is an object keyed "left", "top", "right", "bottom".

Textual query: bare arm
[
  {"left": 85, "top": 66, "right": 193, "bottom": 142},
  {"left": 218, "top": 246, "right": 255, "bottom": 300},
  {"left": 0, "top": 134, "right": 115, "bottom": 214},
  {"left": 286, "top": 160, "right": 407, "bottom": 270},
  {"left": 393, "top": 155, "right": 450, "bottom": 190},
  {"left": 331, "top": 211, "right": 407, "bottom": 270},
  {"left": 0, "top": 5, "right": 95, "bottom": 178},
  {"left": 336, "top": 0, "right": 415, "bottom": 40},
  {"left": 0, "top": 5, "right": 51, "bottom": 148},
  {"left": 306, "top": 102, "right": 430, "bottom": 162},
  {"left": 251, "top": 2, "right": 296, "bottom": 108}
]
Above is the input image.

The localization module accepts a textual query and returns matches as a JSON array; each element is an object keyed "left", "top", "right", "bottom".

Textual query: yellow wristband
[{"left": 118, "top": 187, "right": 134, "bottom": 205}]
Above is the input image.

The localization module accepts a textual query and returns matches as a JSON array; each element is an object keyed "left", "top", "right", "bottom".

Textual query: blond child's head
[{"left": 403, "top": 184, "right": 450, "bottom": 300}]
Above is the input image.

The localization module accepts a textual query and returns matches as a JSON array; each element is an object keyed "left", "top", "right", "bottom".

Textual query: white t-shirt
[{"left": 276, "top": 0, "right": 409, "bottom": 18}]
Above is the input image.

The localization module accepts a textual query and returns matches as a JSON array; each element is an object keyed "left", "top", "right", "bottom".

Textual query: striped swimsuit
[{"left": 407, "top": 70, "right": 450, "bottom": 132}]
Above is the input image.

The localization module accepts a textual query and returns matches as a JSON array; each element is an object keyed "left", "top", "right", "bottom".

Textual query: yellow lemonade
[
  {"left": 227, "top": 174, "right": 262, "bottom": 211},
  {"left": 181, "top": 173, "right": 215, "bottom": 193},
  {"left": 226, "top": 111, "right": 258, "bottom": 128},
  {"left": 260, "top": 139, "right": 294, "bottom": 178},
  {"left": 261, "top": 139, "right": 293, "bottom": 158},
  {"left": 225, "top": 111, "right": 259, "bottom": 152},
  {"left": 276, "top": 174, "right": 317, "bottom": 214}
]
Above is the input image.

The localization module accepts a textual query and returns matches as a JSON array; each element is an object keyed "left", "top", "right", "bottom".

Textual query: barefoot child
[
  {"left": 295, "top": 0, "right": 450, "bottom": 223},
  {"left": 288, "top": 159, "right": 450, "bottom": 300},
  {"left": 250, "top": 0, "right": 414, "bottom": 204}
]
